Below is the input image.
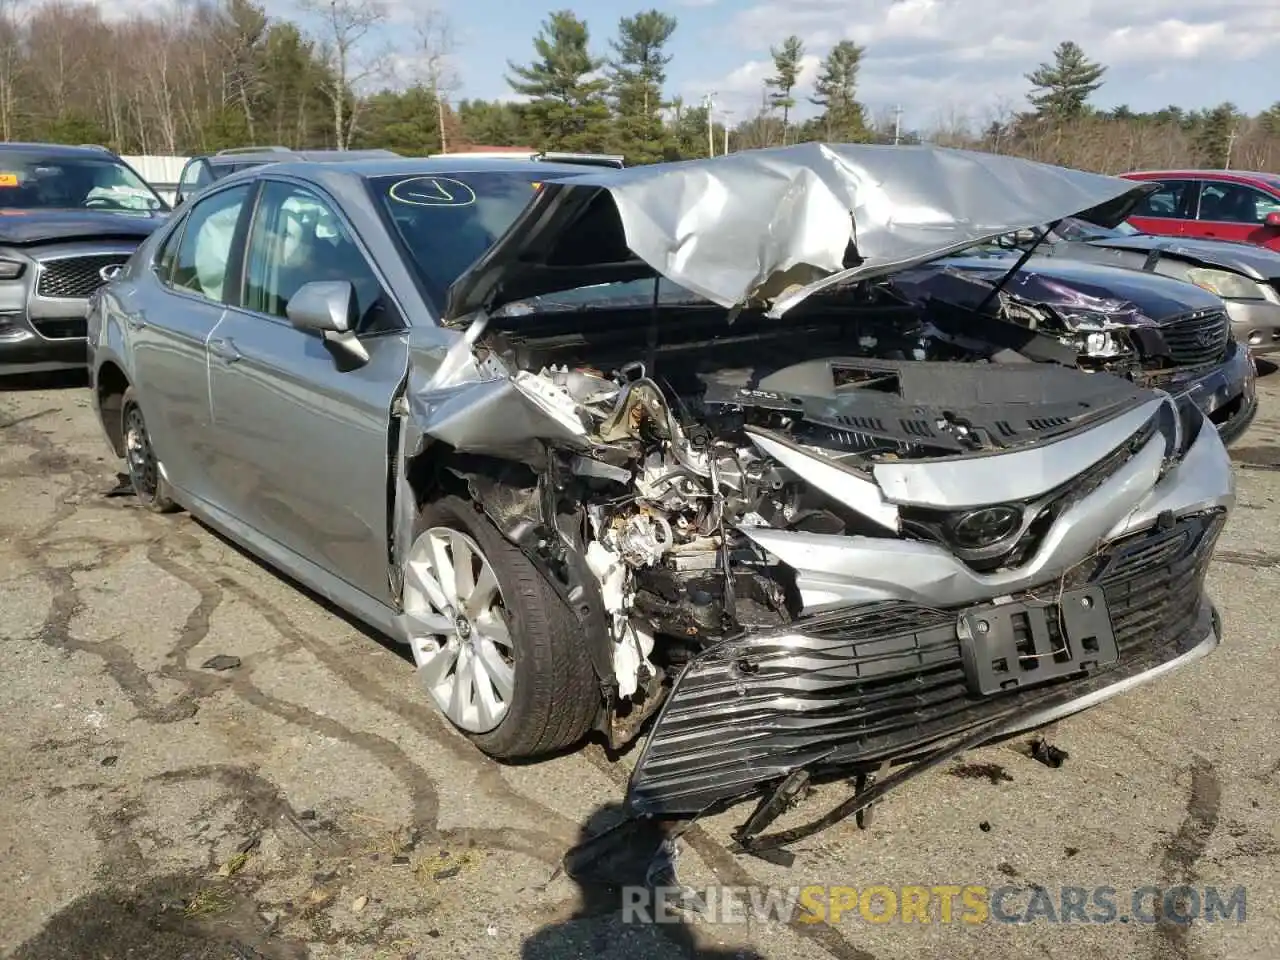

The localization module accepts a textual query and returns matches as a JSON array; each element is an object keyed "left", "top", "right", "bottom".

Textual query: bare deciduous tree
[
  {"left": 299, "top": 0, "right": 387, "bottom": 149},
  {"left": 412, "top": 9, "right": 457, "bottom": 152}
]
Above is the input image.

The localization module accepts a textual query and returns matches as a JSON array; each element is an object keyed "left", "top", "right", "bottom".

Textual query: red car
[{"left": 1121, "top": 169, "right": 1280, "bottom": 251}]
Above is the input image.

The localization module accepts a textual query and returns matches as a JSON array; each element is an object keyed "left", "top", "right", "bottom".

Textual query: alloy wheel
[
  {"left": 403, "top": 526, "right": 517, "bottom": 733},
  {"left": 123, "top": 404, "right": 159, "bottom": 500}
]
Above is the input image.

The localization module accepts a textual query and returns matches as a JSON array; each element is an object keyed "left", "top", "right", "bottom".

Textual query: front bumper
[
  {"left": 1158, "top": 338, "right": 1257, "bottom": 445},
  {"left": 0, "top": 320, "right": 87, "bottom": 377},
  {"left": 627, "top": 409, "right": 1233, "bottom": 819},
  {"left": 1225, "top": 298, "right": 1280, "bottom": 355}
]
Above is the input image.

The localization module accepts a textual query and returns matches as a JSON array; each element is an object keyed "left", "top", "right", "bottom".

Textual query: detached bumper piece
[{"left": 626, "top": 511, "right": 1225, "bottom": 836}]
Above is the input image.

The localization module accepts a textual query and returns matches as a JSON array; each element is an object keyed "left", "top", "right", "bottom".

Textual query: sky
[{"left": 284, "top": 0, "right": 1280, "bottom": 131}]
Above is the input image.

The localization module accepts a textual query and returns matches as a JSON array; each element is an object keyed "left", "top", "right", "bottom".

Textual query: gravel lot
[{"left": 2, "top": 369, "right": 1278, "bottom": 960}]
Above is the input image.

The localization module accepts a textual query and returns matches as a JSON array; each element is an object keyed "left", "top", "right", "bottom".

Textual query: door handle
[{"left": 208, "top": 336, "right": 242, "bottom": 364}]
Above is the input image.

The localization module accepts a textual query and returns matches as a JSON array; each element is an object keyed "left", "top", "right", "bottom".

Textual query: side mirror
[
  {"left": 286, "top": 280, "right": 369, "bottom": 365},
  {"left": 1265, "top": 211, "right": 1280, "bottom": 229}
]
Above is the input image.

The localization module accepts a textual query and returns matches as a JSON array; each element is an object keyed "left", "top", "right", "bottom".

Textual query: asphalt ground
[{"left": 1, "top": 367, "right": 1278, "bottom": 960}]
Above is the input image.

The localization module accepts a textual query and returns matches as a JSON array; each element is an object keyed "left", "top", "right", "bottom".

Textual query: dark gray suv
[
  {"left": 175, "top": 147, "right": 401, "bottom": 206},
  {"left": 0, "top": 142, "right": 169, "bottom": 376}
]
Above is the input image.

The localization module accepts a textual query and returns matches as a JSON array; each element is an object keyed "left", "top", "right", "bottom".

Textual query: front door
[
  {"left": 1126, "top": 178, "right": 1194, "bottom": 238},
  {"left": 206, "top": 177, "right": 408, "bottom": 604}
]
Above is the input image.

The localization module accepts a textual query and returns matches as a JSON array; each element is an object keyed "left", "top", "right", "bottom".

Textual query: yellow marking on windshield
[{"left": 0, "top": 174, "right": 19, "bottom": 187}]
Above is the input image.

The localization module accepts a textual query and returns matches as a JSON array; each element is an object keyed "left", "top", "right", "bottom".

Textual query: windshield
[
  {"left": 374, "top": 169, "right": 707, "bottom": 314},
  {"left": 0, "top": 153, "right": 166, "bottom": 212},
  {"left": 373, "top": 171, "right": 550, "bottom": 308}
]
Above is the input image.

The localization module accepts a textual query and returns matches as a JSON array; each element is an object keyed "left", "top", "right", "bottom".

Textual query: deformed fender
[
  {"left": 389, "top": 318, "right": 617, "bottom": 694},
  {"left": 465, "top": 459, "right": 617, "bottom": 692},
  {"left": 390, "top": 407, "right": 617, "bottom": 694}
]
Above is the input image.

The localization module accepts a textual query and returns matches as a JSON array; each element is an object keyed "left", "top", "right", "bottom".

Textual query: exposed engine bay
[{"left": 426, "top": 294, "right": 1159, "bottom": 737}]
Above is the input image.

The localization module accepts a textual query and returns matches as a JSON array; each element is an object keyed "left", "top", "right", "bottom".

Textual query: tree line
[{"left": 0, "top": 0, "right": 1277, "bottom": 174}]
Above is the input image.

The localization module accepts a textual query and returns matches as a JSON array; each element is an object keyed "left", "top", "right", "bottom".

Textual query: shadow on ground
[{"left": 522, "top": 803, "right": 764, "bottom": 960}]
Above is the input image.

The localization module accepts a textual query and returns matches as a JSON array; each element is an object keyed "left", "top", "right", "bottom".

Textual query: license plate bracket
[{"left": 958, "top": 585, "right": 1118, "bottom": 696}]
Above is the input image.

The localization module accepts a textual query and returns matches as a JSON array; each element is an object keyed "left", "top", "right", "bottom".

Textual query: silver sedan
[{"left": 87, "top": 148, "right": 1234, "bottom": 833}]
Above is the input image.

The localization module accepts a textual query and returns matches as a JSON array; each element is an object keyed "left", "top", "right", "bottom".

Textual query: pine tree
[
  {"left": 505, "top": 10, "right": 611, "bottom": 152},
  {"left": 1026, "top": 41, "right": 1106, "bottom": 120},
  {"left": 766, "top": 35, "right": 803, "bottom": 140},
  {"left": 1194, "top": 102, "right": 1241, "bottom": 168},
  {"left": 809, "top": 40, "right": 868, "bottom": 143},
  {"left": 608, "top": 9, "right": 677, "bottom": 164}
]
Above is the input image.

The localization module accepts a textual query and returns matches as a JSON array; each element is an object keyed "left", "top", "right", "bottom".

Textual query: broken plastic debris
[
  {"left": 351, "top": 895, "right": 368, "bottom": 913},
  {"left": 1030, "top": 737, "right": 1070, "bottom": 768},
  {"left": 202, "top": 655, "right": 242, "bottom": 671}
]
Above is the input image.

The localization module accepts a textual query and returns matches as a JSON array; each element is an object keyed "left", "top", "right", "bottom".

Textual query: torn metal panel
[
  {"left": 740, "top": 423, "right": 1168, "bottom": 612},
  {"left": 870, "top": 397, "right": 1165, "bottom": 509},
  {"left": 744, "top": 427, "right": 899, "bottom": 531},
  {"left": 443, "top": 142, "right": 1157, "bottom": 322}
]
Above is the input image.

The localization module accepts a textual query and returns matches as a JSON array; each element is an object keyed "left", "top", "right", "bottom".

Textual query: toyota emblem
[{"left": 99, "top": 263, "right": 122, "bottom": 283}]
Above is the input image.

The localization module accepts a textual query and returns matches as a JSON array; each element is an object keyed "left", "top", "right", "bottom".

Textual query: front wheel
[
  {"left": 402, "top": 496, "right": 599, "bottom": 760},
  {"left": 120, "top": 386, "right": 178, "bottom": 513}
]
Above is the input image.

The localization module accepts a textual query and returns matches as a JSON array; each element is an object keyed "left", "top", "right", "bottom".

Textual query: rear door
[
  {"left": 1126, "top": 178, "right": 1195, "bottom": 237},
  {"left": 129, "top": 182, "right": 255, "bottom": 503},
  {"left": 205, "top": 177, "right": 408, "bottom": 603},
  {"left": 1188, "top": 179, "right": 1280, "bottom": 250}
]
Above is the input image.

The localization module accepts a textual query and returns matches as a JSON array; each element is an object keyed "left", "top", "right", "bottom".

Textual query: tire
[
  {"left": 404, "top": 495, "right": 599, "bottom": 760},
  {"left": 120, "top": 386, "right": 179, "bottom": 514}
]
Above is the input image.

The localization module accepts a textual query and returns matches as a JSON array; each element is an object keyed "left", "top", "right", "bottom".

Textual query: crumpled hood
[
  {"left": 0, "top": 208, "right": 168, "bottom": 245},
  {"left": 895, "top": 250, "right": 1225, "bottom": 326},
  {"left": 444, "top": 142, "right": 1155, "bottom": 322},
  {"left": 1081, "top": 233, "right": 1280, "bottom": 282}
]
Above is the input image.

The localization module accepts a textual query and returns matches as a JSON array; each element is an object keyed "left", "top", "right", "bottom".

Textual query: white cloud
[{"left": 693, "top": 0, "right": 1280, "bottom": 128}]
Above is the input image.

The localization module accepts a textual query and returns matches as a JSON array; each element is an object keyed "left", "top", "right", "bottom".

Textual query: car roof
[
  {"left": 237, "top": 156, "right": 593, "bottom": 181},
  {"left": 0, "top": 142, "right": 120, "bottom": 159},
  {"left": 1124, "top": 169, "right": 1280, "bottom": 189},
  {"left": 207, "top": 148, "right": 400, "bottom": 165}
]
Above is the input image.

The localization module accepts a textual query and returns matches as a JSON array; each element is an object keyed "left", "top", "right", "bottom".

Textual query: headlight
[
  {"left": 1185, "top": 267, "right": 1266, "bottom": 300},
  {"left": 0, "top": 259, "right": 25, "bottom": 280}
]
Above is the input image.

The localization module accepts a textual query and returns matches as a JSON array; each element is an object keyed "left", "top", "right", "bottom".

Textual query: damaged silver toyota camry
[{"left": 88, "top": 144, "right": 1234, "bottom": 848}]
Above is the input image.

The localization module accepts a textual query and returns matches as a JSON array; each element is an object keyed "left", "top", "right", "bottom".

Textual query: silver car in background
[{"left": 87, "top": 145, "right": 1234, "bottom": 840}]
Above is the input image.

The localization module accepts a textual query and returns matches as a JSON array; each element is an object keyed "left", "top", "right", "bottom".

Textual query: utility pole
[
  {"left": 721, "top": 108, "right": 733, "bottom": 155},
  {"left": 893, "top": 104, "right": 903, "bottom": 146},
  {"left": 1225, "top": 130, "right": 1237, "bottom": 170},
  {"left": 703, "top": 92, "right": 717, "bottom": 157}
]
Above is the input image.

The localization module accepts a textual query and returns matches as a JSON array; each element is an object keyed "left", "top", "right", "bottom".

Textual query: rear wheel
[
  {"left": 120, "top": 386, "right": 178, "bottom": 514},
  {"left": 403, "top": 496, "right": 599, "bottom": 760}
]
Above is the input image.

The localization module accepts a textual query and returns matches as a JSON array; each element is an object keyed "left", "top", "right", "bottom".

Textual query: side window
[
  {"left": 180, "top": 159, "right": 213, "bottom": 190},
  {"left": 1197, "top": 182, "right": 1280, "bottom": 224},
  {"left": 177, "top": 159, "right": 213, "bottom": 203},
  {"left": 153, "top": 221, "right": 182, "bottom": 283},
  {"left": 1131, "top": 180, "right": 1191, "bottom": 218},
  {"left": 170, "top": 185, "right": 251, "bottom": 303},
  {"left": 242, "top": 180, "right": 398, "bottom": 333}
]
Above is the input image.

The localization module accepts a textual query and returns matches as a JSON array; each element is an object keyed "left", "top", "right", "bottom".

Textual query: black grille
[
  {"left": 1160, "top": 310, "right": 1230, "bottom": 367},
  {"left": 35, "top": 254, "right": 129, "bottom": 299},
  {"left": 29, "top": 317, "right": 86, "bottom": 340},
  {"left": 631, "top": 512, "right": 1224, "bottom": 815}
]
